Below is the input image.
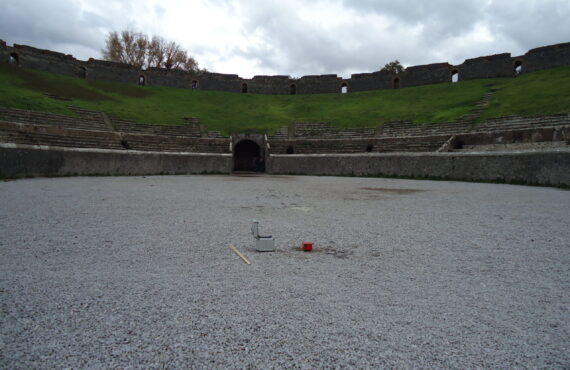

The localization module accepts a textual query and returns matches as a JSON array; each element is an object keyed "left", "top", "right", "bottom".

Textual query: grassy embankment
[{"left": 1, "top": 63, "right": 569, "bottom": 135}]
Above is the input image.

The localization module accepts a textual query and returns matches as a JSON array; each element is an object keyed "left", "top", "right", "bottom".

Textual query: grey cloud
[
  {"left": 234, "top": 0, "right": 570, "bottom": 77},
  {"left": 0, "top": 0, "right": 144, "bottom": 60},
  {"left": 1, "top": 0, "right": 569, "bottom": 78},
  {"left": 342, "top": 0, "right": 485, "bottom": 39},
  {"left": 0, "top": 0, "right": 111, "bottom": 59},
  {"left": 233, "top": 2, "right": 392, "bottom": 77},
  {"left": 342, "top": 0, "right": 570, "bottom": 57},
  {"left": 486, "top": 0, "right": 570, "bottom": 52},
  {"left": 232, "top": 1, "right": 453, "bottom": 77}
]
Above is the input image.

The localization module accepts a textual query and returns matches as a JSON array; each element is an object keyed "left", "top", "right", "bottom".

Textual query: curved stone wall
[
  {"left": 267, "top": 150, "right": 570, "bottom": 187},
  {"left": 1, "top": 39, "right": 569, "bottom": 94},
  {"left": 0, "top": 144, "right": 232, "bottom": 178},
  {"left": 2, "top": 144, "right": 569, "bottom": 186}
]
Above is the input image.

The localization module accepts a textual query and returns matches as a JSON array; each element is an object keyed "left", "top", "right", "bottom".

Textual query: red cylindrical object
[{"left": 302, "top": 242, "right": 313, "bottom": 251}]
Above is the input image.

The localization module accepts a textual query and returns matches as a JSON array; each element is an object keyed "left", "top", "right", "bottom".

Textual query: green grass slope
[{"left": 1, "top": 63, "right": 569, "bottom": 135}]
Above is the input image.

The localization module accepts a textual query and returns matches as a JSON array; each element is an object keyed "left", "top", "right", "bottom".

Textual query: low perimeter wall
[
  {"left": 2, "top": 144, "right": 570, "bottom": 186},
  {"left": 268, "top": 151, "right": 570, "bottom": 186},
  {"left": 0, "top": 144, "right": 232, "bottom": 178}
]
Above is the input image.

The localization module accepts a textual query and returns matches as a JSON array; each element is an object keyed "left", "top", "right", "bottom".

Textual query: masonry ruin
[
  {"left": 0, "top": 40, "right": 569, "bottom": 185},
  {"left": 1, "top": 39, "right": 569, "bottom": 95}
]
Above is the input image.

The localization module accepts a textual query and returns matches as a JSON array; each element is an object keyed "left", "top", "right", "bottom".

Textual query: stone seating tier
[
  {"left": 0, "top": 107, "right": 110, "bottom": 131},
  {"left": 119, "top": 134, "right": 229, "bottom": 153},
  {"left": 0, "top": 122, "right": 124, "bottom": 150},
  {"left": 457, "top": 141, "right": 568, "bottom": 152},
  {"left": 474, "top": 115, "right": 570, "bottom": 132},
  {"left": 0, "top": 121, "right": 230, "bottom": 154},
  {"left": 110, "top": 115, "right": 227, "bottom": 138},
  {"left": 381, "top": 120, "right": 475, "bottom": 137},
  {"left": 450, "top": 125, "right": 570, "bottom": 152},
  {"left": 1, "top": 106, "right": 569, "bottom": 155},
  {"left": 0, "top": 107, "right": 228, "bottom": 139},
  {"left": 293, "top": 122, "right": 377, "bottom": 138},
  {"left": 269, "top": 136, "right": 447, "bottom": 154},
  {"left": 112, "top": 119, "right": 202, "bottom": 137}
]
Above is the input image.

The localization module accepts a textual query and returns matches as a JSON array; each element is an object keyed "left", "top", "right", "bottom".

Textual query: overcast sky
[{"left": 1, "top": 0, "right": 569, "bottom": 78}]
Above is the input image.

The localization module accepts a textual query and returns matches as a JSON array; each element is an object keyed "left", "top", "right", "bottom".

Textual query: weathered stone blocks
[{"left": 3, "top": 39, "right": 568, "bottom": 95}]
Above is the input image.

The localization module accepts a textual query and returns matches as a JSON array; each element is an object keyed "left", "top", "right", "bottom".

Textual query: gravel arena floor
[{"left": 1, "top": 175, "right": 569, "bottom": 368}]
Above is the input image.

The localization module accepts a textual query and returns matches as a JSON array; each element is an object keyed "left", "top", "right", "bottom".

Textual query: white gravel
[{"left": 1, "top": 175, "right": 569, "bottom": 368}]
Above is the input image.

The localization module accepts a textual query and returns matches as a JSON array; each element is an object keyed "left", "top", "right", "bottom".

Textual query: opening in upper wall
[
  {"left": 341, "top": 82, "right": 348, "bottom": 94},
  {"left": 290, "top": 84, "right": 297, "bottom": 95},
  {"left": 138, "top": 75, "right": 146, "bottom": 86},
  {"left": 241, "top": 83, "right": 248, "bottom": 93},
  {"left": 191, "top": 80, "right": 199, "bottom": 89},
  {"left": 9, "top": 53, "right": 19, "bottom": 65},
  {"left": 78, "top": 66, "right": 87, "bottom": 79},
  {"left": 514, "top": 61, "right": 523, "bottom": 76},
  {"left": 393, "top": 77, "right": 400, "bottom": 89},
  {"left": 451, "top": 69, "right": 459, "bottom": 83}
]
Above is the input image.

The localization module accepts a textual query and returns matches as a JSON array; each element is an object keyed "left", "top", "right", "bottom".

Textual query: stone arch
[
  {"left": 9, "top": 53, "right": 19, "bottom": 65},
  {"left": 234, "top": 139, "right": 263, "bottom": 171},
  {"left": 241, "top": 83, "right": 248, "bottom": 93},
  {"left": 393, "top": 77, "right": 400, "bottom": 89},
  {"left": 138, "top": 74, "right": 146, "bottom": 86},
  {"left": 514, "top": 60, "right": 523, "bottom": 76},
  {"left": 451, "top": 69, "right": 459, "bottom": 83},
  {"left": 191, "top": 80, "right": 199, "bottom": 89},
  {"left": 341, "top": 82, "right": 348, "bottom": 94},
  {"left": 290, "top": 84, "right": 297, "bottom": 95}
]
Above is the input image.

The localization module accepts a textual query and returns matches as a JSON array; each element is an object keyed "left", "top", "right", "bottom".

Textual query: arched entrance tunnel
[{"left": 234, "top": 139, "right": 264, "bottom": 172}]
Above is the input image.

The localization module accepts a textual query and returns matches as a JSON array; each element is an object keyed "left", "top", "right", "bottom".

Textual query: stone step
[
  {"left": 1, "top": 134, "right": 124, "bottom": 150},
  {"left": 271, "top": 137, "right": 445, "bottom": 153},
  {"left": 457, "top": 141, "right": 568, "bottom": 152},
  {"left": 113, "top": 120, "right": 209, "bottom": 137},
  {"left": 122, "top": 139, "right": 229, "bottom": 153},
  {"left": 0, "top": 111, "right": 110, "bottom": 131}
]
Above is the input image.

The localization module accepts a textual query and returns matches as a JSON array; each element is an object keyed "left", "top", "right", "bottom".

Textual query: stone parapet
[
  {"left": 268, "top": 150, "right": 570, "bottom": 186},
  {"left": 3, "top": 41, "right": 568, "bottom": 94}
]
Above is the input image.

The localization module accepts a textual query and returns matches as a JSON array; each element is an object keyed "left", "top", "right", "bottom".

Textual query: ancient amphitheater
[
  {"left": 0, "top": 40, "right": 569, "bottom": 185},
  {"left": 1, "top": 41, "right": 570, "bottom": 368}
]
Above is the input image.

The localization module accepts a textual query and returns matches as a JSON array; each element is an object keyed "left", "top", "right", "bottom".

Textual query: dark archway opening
[
  {"left": 366, "top": 144, "right": 374, "bottom": 152},
  {"left": 451, "top": 69, "right": 459, "bottom": 83},
  {"left": 341, "top": 82, "right": 348, "bottom": 94},
  {"left": 138, "top": 75, "right": 146, "bottom": 86},
  {"left": 9, "top": 53, "right": 19, "bottom": 65},
  {"left": 290, "top": 84, "right": 297, "bottom": 95},
  {"left": 393, "top": 78, "right": 400, "bottom": 89},
  {"left": 120, "top": 140, "right": 131, "bottom": 149},
  {"left": 286, "top": 145, "right": 294, "bottom": 154},
  {"left": 234, "top": 140, "right": 263, "bottom": 172},
  {"left": 78, "top": 66, "right": 87, "bottom": 79},
  {"left": 241, "top": 83, "right": 248, "bottom": 93},
  {"left": 514, "top": 61, "right": 523, "bottom": 76}
]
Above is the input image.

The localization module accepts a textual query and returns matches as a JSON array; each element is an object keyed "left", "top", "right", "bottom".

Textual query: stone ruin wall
[{"left": 1, "top": 39, "right": 570, "bottom": 94}]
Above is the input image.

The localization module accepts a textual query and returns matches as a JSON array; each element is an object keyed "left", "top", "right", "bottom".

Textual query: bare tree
[
  {"left": 381, "top": 60, "right": 405, "bottom": 75},
  {"left": 102, "top": 30, "right": 202, "bottom": 73},
  {"left": 161, "top": 39, "right": 187, "bottom": 70},
  {"left": 147, "top": 36, "right": 166, "bottom": 69},
  {"left": 102, "top": 30, "right": 148, "bottom": 70}
]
